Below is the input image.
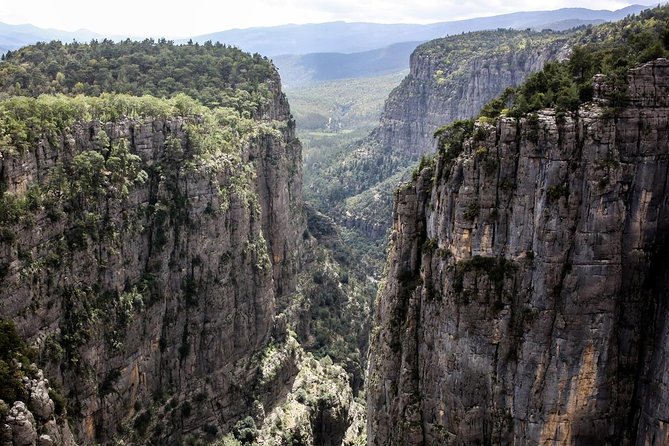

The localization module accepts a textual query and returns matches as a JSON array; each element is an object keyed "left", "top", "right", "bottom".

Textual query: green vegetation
[
  {"left": 547, "top": 183, "right": 570, "bottom": 202},
  {"left": 0, "top": 92, "right": 264, "bottom": 156},
  {"left": 287, "top": 71, "right": 407, "bottom": 133},
  {"left": 232, "top": 416, "right": 258, "bottom": 443},
  {"left": 290, "top": 72, "right": 410, "bottom": 280},
  {"left": 0, "top": 320, "right": 37, "bottom": 407},
  {"left": 479, "top": 5, "right": 669, "bottom": 118},
  {"left": 295, "top": 248, "right": 375, "bottom": 390},
  {"left": 300, "top": 29, "right": 576, "bottom": 279},
  {"left": 463, "top": 201, "right": 480, "bottom": 222},
  {"left": 295, "top": 72, "right": 408, "bottom": 241},
  {"left": 420, "top": 29, "right": 572, "bottom": 95},
  {"left": 452, "top": 256, "right": 516, "bottom": 301},
  {"left": 0, "top": 93, "right": 276, "bottom": 236},
  {"left": 0, "top": 41, "right": 283, "bottom": 441},
  {"left": 434, "top": 119, "right": 475, "bottom": 160},
  {"left": 0, "top": 39, "right": 276, "bottom": 111}
]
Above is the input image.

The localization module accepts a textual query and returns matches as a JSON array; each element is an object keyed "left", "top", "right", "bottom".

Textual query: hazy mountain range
[
  {"left": 190, "top": 5, "right": 648, "bottom": 55},
  {"left": 0, "top": 4, "right": 652, "bottom": 87},
  {"left": 0, "top": 23, "right": 103, "bottom": 54}
]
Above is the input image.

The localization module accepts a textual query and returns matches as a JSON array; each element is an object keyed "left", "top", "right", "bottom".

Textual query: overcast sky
[{"left": 0, "top": 0, "right": 662, "bottom": 37}]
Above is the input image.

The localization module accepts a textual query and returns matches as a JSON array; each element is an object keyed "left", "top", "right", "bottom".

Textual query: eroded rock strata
[
  {"left": 368, "top": 59, "right": 669, "bottom": 445},
  {"left": 0, "top": 83, "right": 304, "bottom": 443}
]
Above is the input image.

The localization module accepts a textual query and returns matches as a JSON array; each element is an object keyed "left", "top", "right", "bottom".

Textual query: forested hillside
[
  {"left": 0, "top": 40, "right": 276, "bottom": 111},
  {"left": 303, "top": 28, "right": 575, "bottom": 271},
  {"left": 1, "top": 4, "right": 668, "bottom": 446},
  {"left": 0, "top": 39, "right": 372, "bottom": 446}
]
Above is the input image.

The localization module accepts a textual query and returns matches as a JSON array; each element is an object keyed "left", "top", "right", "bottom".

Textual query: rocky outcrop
[
  {"left": 0, "top": 370, "right": 77, "bottom": 446},
  {"left": 322, "top": 30, "right": 571, "bottom": 242},
  {"left": 0, "top": 83, "right": 304, "bottom": 443},
  {"left": 375, "top": 33, "right": 570, "bottom": 157},
  {"left": 251, "top": 335, "right": 366, "bottom": 446},
  {"left": 368, "top": 59, "right": 669, "bottom": 445}
]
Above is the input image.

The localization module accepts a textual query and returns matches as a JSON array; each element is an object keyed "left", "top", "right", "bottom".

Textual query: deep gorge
[{"left": 1, "top": 6, "right": 669, "bottom": 446}]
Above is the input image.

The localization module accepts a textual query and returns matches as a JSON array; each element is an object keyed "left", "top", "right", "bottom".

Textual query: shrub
[
  {"left": 233, "top": 416, "right": 258, "bottom": 443},
  {"left": 463, "top": 201, "right": 480, "bottom": 222}
]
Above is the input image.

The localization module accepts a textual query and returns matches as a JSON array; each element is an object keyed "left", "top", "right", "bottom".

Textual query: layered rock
[
  {"left": 322, "top": 30, "right": 571, "bottom": 241},
  {"left": 368, "top": 59, "right": 669, "bottom": 445},
  {"left": 0, "top": 87, "right": 304, "bottom": 443},
  {"left": 375, "top": 33, "right": 570, "bottom": 157}
]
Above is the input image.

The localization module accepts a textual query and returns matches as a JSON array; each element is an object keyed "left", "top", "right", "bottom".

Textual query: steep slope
[
  {"left": 0, "top": 94, "right": 298, "bottom": 444},
  {"left": 375, "top": 30, "right": 571, "bottom": 157},
  {"left": 313, "top": 29, "right": 573, "bottom": 244},
  {"left": 0, "top": 41, "right": 313, "bottom": 444},
  {"left": 367, "top": 54, "right": 669, "bottom": 445}
]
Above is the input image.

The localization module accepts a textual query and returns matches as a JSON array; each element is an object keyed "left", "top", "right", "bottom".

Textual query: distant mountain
[
  {"left": 534, "top": 19, "right": 606, "bottom": 31},
  {"left": 0, "top": 22, "right": 104, "bottom": 53},
  {"left": 273, "top": 41, "right": 419, "bottom": 88},
  {"left": 190, "top": 5, "right": 648, "bottom": 56},
  {"left": 0, "top": 4, "right": 651, "bottom": 87},
  {"left": 270, "top": 5, "right": 650, "bottom": 87}
]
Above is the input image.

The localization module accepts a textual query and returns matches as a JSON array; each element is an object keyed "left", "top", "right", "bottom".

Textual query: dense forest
[{"left": 0, "top": 40, "right": 276, "bottom": 112}]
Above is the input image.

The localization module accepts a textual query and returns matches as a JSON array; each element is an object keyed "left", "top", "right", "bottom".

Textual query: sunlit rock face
[
  {"left": 0, "top": 78, "right": 305, "bottom": 444},
  {"left": 368, "top": 59, "right": 669, "bottom": 446}
]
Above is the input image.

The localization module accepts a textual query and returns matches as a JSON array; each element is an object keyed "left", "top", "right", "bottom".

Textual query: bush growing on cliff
[
  {"left": 232, "top": 416, "right": 258, "bottom": 443},
  {"left": 477, "top": 5, "right": 669, "bottom": 118},
  {"left": 434, "top": 119, "right": 474, "bottom": 160},
  {"left": 0, "top": 320, "right": 37, "bottom": 405}
]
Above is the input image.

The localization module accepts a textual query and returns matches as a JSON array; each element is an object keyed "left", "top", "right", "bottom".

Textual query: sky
[{"left": 0, "top": 0, "right": 662, "bottom": 38}]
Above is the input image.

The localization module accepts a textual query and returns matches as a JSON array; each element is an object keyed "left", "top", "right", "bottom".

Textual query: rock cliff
[
  {"left": 375, "top": 31, "right": 570, "bottom": 158},
  {"left": 0, "top": 83, "right": 304, "bottom": 443},
  {"left": 367, "top": 59, "right": 669, "bottom": 445},
  {"left": 320, "top": 30, "right": 572, "bottom": 241},
  {"left": 1, "top": 369, "right": 77, "bottom": 446}
]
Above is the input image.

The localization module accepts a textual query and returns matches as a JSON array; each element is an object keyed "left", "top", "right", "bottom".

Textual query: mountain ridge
[
  {"left": 190, "top": 5, "right": 648, "bottom": 55},
  {"left": 0, "top": 5, "right": 650, "bottom": 57}
]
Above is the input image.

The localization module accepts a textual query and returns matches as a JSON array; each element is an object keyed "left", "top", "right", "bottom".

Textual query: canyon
[{"left": 1, "top": 6, "right": 669, "bottom": 446}]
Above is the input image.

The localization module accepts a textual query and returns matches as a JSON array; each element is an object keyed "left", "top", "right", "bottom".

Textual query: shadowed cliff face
[
  {"left": 0, "top": 84, "right": 304, "bottom": 443},
  {"left": 367, "top": 59, "right": 669, "bottom": 446}
]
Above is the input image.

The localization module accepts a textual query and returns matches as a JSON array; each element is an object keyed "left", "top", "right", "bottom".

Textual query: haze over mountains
[
  {"left": 0, "top": 23, "right": 102, "bottom": 54},
  {"left": 191, "top": 5, "right": 648, "bottom": 56},
  {"left": 0, "top": 5, "right": 651, "bottom": 86}
]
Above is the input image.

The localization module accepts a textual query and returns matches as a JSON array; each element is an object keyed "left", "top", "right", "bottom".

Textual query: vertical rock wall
[
  {"left": 0, "top": 84, "right": 305, "bottom": 443},
  {"left": 375, "top": 35, "right": 570, "bottom": 159},
  {"left": 368, "top": 59, "right": 669, "bottom": 446}
]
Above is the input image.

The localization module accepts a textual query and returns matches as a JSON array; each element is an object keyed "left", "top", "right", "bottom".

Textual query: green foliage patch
[
  {"left": 0, "top": 39, "right": 276, "bottom": 111},
  {"left": 479, "top": 5, "right": 669, "bottom": 118},
  {"left": 0, "top": 320, "right": 37, "bottom": 407}
]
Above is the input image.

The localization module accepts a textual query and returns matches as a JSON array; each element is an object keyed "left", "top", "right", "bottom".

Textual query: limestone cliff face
[
  {"left": 367, "top": 59, "right": 669, "bottom": 445},
  {"left": 255, "top": 87, "right": 304, "bottom": 297},
  {"left": 332, "top": 31, "right": 570, "bottom": 241},
  {"left": 0, "top": 85, "right": 304, "bottom": 443},
  {"left": 374, "top": 34, "right": 570, "bottom": 159}
]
